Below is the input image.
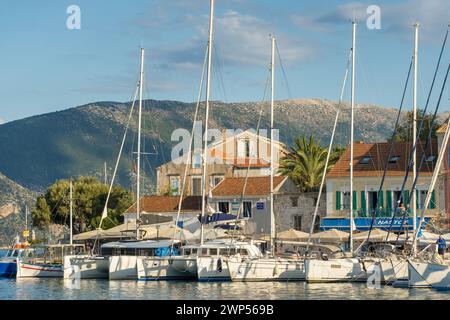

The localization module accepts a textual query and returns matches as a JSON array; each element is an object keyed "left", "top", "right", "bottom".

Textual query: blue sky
[{"left": 0, "top": 0, "right": 449, "bottom": 123}]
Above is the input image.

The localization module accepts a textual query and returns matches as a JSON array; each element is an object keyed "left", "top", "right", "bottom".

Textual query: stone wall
[{"left": 274, "top": 192, "right": 326, "bottom": 233}]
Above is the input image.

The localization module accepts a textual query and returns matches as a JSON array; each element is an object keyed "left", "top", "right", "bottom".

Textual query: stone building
[
  {"left": 209, "top": 176, "right": 326, "bottom": 235},
  {"left": 156, "top": 130, "right": 285, "bottom": 196}
]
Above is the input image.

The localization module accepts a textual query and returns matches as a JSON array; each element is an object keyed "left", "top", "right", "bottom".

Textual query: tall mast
[
  {"left": 349, "top": 21, "right": 356, "bottom": 256},
  {"left": 200, "top": 0, "right": 214, "bottom": 245},
  {"left": 136, "top": 48, "right": 145, "bottom": 240},
  {"left": 69, "top": 179, "right": 73, "bottom": 245},
  {"left": 270, "top": 35, "right": 276, "bottom": 255},
  {"left": 25, "top": 205, "right": 28, "bottom": 242},
  {"left": 412, "top": 23, "right": 419, "bottom": 255}
]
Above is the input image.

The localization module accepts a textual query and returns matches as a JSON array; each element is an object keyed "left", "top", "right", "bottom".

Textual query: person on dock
[{"left": 436, "top": 235, "right": 446, "bottom": 258}]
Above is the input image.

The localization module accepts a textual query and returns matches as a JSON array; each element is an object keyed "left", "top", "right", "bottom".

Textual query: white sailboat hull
[
  {"left": 109, "top": 256, "right": 137, "bottom": 280},
  {"left": 137, "top": 256, "right": 197, "bottom": 281},
  {"left": 227, "top": 257, "right": 305, "bottom": 281},
  {"left": 196, "top": 257, "right": 231, "bottom": 282},
  {"left": 63, "top": 255, "right": 109, "bottom": 279},
  {"left": 305, "top": 258, "right": 368, "bottom": 283},
  {"left": 379, "top": 258, "right": 408, "bottom": 285},
  {"left": 17, "top": 261, "right": 63, "bottom": 278},
  {"left": 408, "top": 260, "right": 450, "bottom": 289}
]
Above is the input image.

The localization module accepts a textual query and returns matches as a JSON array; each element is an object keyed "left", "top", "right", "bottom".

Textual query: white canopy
[
  {"left": 276, "top": 229, "right": 309, "bottom": 241},
  {"left": 310, "top": 229, "right": 349, "bottom": 243}
]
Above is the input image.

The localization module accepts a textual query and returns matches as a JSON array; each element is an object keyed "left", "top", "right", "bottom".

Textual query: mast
[
  {"left": 104, "top": 162, "right": 107, "bottom": 185},
  {"left": 270, "top": 35, "right": 276, "bottom": 255},
  {"left": 25, "top": 205, "right": 28, "bottom": 242},
  {"left": 69, "top": 179, "right": 73, "bottom": 245},
  {"left": 412, "top": 23, "right": 419, "bottom": 255},
  {"left": 200, "top": 0, "right": 214, "bottom": 245},
  {"left": 349, "top": 21, "right": 356, "bottom": 256},
  {"left": 136, "top": 48, "right": 145, "bottom": 240}
]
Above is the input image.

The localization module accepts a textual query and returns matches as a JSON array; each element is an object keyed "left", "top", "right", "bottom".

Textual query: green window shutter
[
  {"left": 353, "top": 191, "right": 357, "bottom": 213},
  {"left": 416, "top": 190, "right": 419, "bottom": 209},
  {"left": 360, "top": 191, "right": 366, "bottom": 214},
  {"left": 430, "top": 190, "right": 436, "bottom": 209},
  {"left": 386, "top": 191, "right": 392, "bottom": 214},
  {"left": 336, "top": 191, "right": 341, "bottom": 210}
]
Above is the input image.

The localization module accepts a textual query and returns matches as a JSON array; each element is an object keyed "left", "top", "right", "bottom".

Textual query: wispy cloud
[{"left": 290, "top": 0, "right": 450, "bottom": 41}]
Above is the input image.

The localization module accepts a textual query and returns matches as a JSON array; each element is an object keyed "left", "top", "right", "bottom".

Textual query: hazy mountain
[
  {"left": 0, "top": 172, "right": 36, "bottom": 246},
  {"left": 0, "top": 98, "right": 402, "bottom": 192}
]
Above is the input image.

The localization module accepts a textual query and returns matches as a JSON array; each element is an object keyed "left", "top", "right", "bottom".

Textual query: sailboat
[
  {"left": 64, "top": 49, "right": 180, "bottom": 280},
  {"left": 372, "top": 24, "right": 421, "bottom": 286},
  {"left": 304, "top": 21, "right": 369, "bottom": 283},
  {"left": 136, "top": 0, "right": 262, "bottom": 282},
  {"left": 225, "top": 36, "right": 306, "bottom": 282}
]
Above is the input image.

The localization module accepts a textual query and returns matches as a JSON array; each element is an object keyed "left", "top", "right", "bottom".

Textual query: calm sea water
[{"left": 1, "top": 250, "right": 449, "bottom": 300}]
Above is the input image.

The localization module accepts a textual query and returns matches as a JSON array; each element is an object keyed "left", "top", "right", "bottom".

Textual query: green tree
[
  {"left": 279, "top": 136, "right": 345, "bottom": 192},
  {"left": 31, "top": 176, "right": 133, "bottom": 233},
  {"left": 394, "top": 109, "right": 441, "bottom": 142},
  {"left": 31, "top": 196, "right": 51, "bottom": 229}
]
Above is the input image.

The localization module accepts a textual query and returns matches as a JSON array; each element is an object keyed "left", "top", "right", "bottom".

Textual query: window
[
  {"left": 240, "top": 249, "right": 249, "bottom": 256},
  {"left": 209, "top": 248, "right": 218, "bottom": 256},
  {"left": 417, "top": 190, "right": 432, "bottom": 210},
  {"left": 169, "top": 176, "right": 180, "bottom": 195},
  {"left": 192, "top": 153, "right": 201, "bottom": 169},
  {"left": 237, "top": 138, "right": 255, "bottom": 158},
  {"left": 389, "top": 156, "right": 400, "bottom": 164},
  {"left": 291, "top": 197, "right": 298, "bottom": 207},
  {"left": 359, "top": 156, "right": 371, "bottom": 164},
  {"left": 293, "top": 215, "right": 302, "bottom": 231},
  {"left": 211, "top": 175, "right": 224, "bottom": 187},
  {"left": 243, "top": 201, "right": 252, "bottom": 218},
  {"left": 342, "top": 191, "right": 350, "bottom": 210},
  {"left": 183, "top": 249, "right": 191, "bottom": 256},
  {"left": 191, "top": 177, "right": 202, "bottom": 196},
  {"left": 201, "top": 248, "right": 208, "bottom": 256},
  {"left": 218, "top": 202, "right": 229, "bottom": 213}
]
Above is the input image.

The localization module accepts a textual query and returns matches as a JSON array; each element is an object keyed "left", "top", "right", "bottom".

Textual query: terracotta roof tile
[
  {"left": 327, "top": 141, "right": 437, "bottom": 178},
  {"left": 126, "top": 196, "right": 202, "bottom": 213},
  {"left": 211, "top": 176, "right": 287, "bottom": 197}
]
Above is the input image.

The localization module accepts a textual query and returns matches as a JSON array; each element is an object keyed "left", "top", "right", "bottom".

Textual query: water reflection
[{"left": 1, "top": 278, "right": 449, "bottom": 300}]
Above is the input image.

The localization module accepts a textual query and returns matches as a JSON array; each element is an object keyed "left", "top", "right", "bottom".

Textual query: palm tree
[{"left": 279, "top": 136, "right": 344, "bottom": 192}]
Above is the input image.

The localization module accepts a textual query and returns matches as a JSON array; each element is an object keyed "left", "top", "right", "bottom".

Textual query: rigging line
[
  {"left": 394, "top": 64, "right": 450, "bottom": 246},
  {"left": 305, "top": 49, "right": 352, "bottom": 256},
  {"left": 98, "top": 83, "right": 139, "bottom": 231},
  {"left": 275, "top": 39, "right": 293, "bottom": 100},
  {"left": 227, "top": 67, "right": 272, "bottom": 250},
  {"left": 212, "top": 41, "right": 228, "bottom": 104},
  {"left": 170, "top": 44, "right": 209, "bottom": 254},
  {"left": 361, "top": 59, "right": 413, "bottom": 248},
  {"left": 275, "top": 39, "right": 295, "bottom": 146},
  {"left": 385, "top": 28, "right": 449, "bottom": 242}
]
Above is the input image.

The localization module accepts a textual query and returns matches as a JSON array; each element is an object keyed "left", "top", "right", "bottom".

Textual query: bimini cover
[{"left": 198, "top": 213, "right": 237, "bottom": 224}]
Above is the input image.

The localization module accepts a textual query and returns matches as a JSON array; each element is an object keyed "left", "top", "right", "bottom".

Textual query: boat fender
[
  {"left": 168, "top": 258, "right": 173, "bottom": 265},
  {"left": 217, "top": 258, "right": 223, "bottom": 273}
]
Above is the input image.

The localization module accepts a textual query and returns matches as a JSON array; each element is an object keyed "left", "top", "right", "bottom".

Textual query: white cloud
[
  {"left": 149, "top": 9, "right": 315, "bottom": 70},
  {"left": 0, "top": 117, "right": 5, "bottom": 125}
]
